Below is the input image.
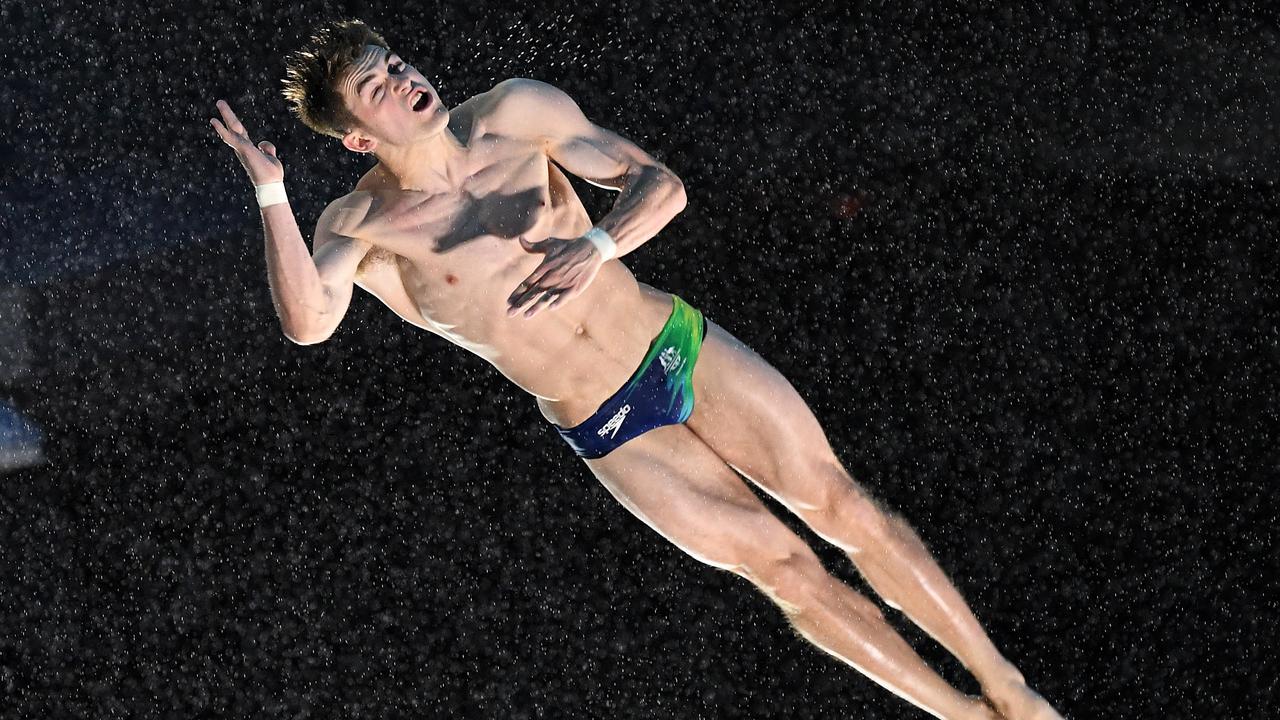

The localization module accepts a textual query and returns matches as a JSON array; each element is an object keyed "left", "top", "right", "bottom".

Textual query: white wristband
[
  {"left": 255, "top": 181, "right": 288, "bottom": 208},
  {"left": 583, "top": 227, "right": 617, "bottom": 261}
]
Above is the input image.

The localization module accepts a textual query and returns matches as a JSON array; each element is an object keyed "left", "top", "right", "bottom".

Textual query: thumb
[
  {"left": 258, "top": 140, "right": 277, "bottom": 158},
  {"left": 519, "top": 235, "right": 549, "bottom": 253}
]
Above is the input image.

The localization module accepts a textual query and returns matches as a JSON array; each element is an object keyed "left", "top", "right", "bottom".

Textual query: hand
[
  {"left": 506, "top": 234, "right": 606, "bottom": 318},
  {"left": 209, "top": 99, "right": 284, "bottom": 186}
]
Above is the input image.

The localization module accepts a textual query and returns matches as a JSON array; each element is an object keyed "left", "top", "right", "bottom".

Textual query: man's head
[{"left": 282, "top": 19, "right": 447, "bottom": 154}]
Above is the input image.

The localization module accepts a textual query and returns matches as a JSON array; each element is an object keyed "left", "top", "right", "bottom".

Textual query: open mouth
[{"left": 411, "top": 90, "right": 432, "bottom": 112}]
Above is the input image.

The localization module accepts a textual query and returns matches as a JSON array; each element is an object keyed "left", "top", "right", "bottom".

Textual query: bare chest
[
  {"left": 351, "top": 136, "right": 594, "bottom": 348},
  {"left": 363, "top": 145, "right": 585, "bottom": 266}
]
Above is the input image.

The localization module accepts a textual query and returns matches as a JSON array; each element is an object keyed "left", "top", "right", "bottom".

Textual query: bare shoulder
[
  {"left": 317, "top": 192, "right": 422, "bottom": 324},
  {"left": 315, "top": 190, "right": 376, "bottom": 242},
  {"left": 479, "top": 78, "right": 583, "bottom": 134},
  {"left": 487, "top": 77, "right": 572, "bottom": 107},
  {"left": 311, "top": 191, "right": 399, "bottom": 277}
]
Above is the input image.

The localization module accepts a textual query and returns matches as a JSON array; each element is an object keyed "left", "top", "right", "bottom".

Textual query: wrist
[
  {"left": 254, "top": 180, "right": 288, "bottom": 208},
  {"left": 583, "top": 226, "right": 616, "bottom": 261}
]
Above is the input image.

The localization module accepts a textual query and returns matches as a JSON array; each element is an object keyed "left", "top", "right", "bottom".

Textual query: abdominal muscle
[{"left": 395, "top": 242, "right": 676, "bottom": 429}]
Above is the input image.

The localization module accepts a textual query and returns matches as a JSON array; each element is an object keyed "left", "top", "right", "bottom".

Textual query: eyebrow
[{"left": 354, "top": 51, "right": 393, "bottom": 99}]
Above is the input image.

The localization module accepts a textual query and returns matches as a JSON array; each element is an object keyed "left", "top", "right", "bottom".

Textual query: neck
[{"left": 375, "top": 124, "right": 468, "bottom": 193}]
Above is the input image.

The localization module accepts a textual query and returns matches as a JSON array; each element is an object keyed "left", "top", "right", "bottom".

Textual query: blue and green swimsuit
[{"left": 552, "top": 294, "right": 707, "bottom": 459}]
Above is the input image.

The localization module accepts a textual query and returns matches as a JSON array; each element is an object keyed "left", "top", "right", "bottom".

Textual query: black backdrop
[{"left": 2, "top": 1, "right": 1277, "bottom": 718}]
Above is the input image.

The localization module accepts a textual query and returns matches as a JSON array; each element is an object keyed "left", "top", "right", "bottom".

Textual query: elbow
[
  {"left": 284, "top": 330, "right": 329, "bottom": 346},
  {"left": 282, "top": 320, "right": 333, "bottom": 346},
  {"left": 286, "top": 333, "right": 329, "bottom": 346},
  {"left": 668, "top": 173, "right": 688, "bottom": 213},
  {"left": 281, "top": 297, "right": 338, "bottom": 346}
]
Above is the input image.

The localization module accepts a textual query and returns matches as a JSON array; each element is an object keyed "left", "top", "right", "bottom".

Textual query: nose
[{"left": 393, "top": 74, "right": 414, "bottom": 95}]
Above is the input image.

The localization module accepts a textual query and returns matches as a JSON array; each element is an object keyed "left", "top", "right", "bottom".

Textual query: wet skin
[
  {"left": 209, "top": 43, "right": 1067, "bottom": 720},
  {"left": 322, "top": 49, "right": 689, "bottom": 427}
]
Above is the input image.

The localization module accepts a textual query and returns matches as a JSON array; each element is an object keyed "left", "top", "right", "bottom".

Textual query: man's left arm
[
  {"left": 501, "top": 79, "right": 688, "bottom": 316},
  {"left": 508, "top": 78, "right": 687, "bottom": 257}
]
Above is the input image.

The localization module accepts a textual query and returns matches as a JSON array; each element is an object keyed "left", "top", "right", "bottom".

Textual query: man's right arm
[
  {"left": 210, "top": 99, "right": 369, "bottom": 345},
  {"left": 261, "top": 195, "right": 372, "bottom": 345}
]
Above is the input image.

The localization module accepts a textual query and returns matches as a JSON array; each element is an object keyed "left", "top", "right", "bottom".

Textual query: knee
[
  {"left": 736, "top": 547, "right": 832, "bottom": 615},
  {"left": 737, "top": 546, "right": 885, "bottom": 624},
  {"left": 803, "top": 464, "right": 894, "bottom": 550}
]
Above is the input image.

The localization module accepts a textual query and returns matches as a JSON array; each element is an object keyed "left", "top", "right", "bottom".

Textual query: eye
[{"left": 373, "top": 62, "right": 406, "bottom": 101}]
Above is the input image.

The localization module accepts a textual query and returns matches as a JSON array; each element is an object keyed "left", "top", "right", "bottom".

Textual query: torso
[{"left": 344, "top": 87, "right": 675, "bottom": 428}]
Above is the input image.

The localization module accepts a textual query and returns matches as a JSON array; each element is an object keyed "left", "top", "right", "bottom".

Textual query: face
[{"left": 338, "top": 44, "right": 448, "bottom": 153}]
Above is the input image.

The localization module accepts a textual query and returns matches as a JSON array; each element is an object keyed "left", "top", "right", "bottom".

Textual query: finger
[
  {"left": 209, "top": 118, "right": 246, "bottom": 148},
  {"left": 548, "top": 269, "right": 593, "bottom": 310},
  {"left": 508, "top": 268, "right": 555, "bottom": 308},
  {"left": 512, "top": 291, "right": 545, "bottom": 317},
  {"left": 258, "top": 141, "right": 277, "bottom": 158},
  {"left": 217, "top": 99, "right": 248, "bottom": 135},
  {"left": 209, "top": 117, "right": 230, "bottom": 140},
  {"left": 519, "top": 263, "right": 560, "bottom": 293},
  {"left": 212, "top": 124, "right": 257, "bottom": 160},
  {"left": 217, "top": 102, "right": 248, "bottom": 137},
  {"left": 507, "top": 285, "right": 542, "bottom": 316},
  {"left": 557, "top": 274, "right": 592, "bottom": 305},
  {"left": 523, "top": 290, "right": 560, "bottom": 318},
  {"left": 559, "top": 280, "right": 587, "bottom": 304},
  {"left": 519, "top": 235, "right": 552, "bottom": 254},
  {"left": 506, "top": 280, "right": 533, "bottom": 311}
]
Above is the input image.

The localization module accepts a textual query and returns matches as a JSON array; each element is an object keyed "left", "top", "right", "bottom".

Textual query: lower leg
[
  {"left": 818, "top": 489, "right": 1064, "bottom": 719},
  {"left": 848, "top": 510, "right": 1020, "bottom": 687},
  {"left": 745, "top": 561, "right": 998, "bottom": 720}
]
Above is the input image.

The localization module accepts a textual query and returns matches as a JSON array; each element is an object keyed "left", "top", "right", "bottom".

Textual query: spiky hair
[{"left": 281, "top": 19, "right": 389, "bottom": 138}]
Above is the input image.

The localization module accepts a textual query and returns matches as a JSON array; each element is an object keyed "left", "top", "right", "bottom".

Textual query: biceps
[
  {"left": 549, "top": 130, "right": 662, "bottom": 190},
  {"left": 504, "top": 79, "right": 672, "bottom": 188}
]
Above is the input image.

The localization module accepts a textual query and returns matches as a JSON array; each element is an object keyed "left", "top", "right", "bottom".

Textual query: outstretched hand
[
  {"left": 209, "top": 99, "right": 284, "bottom": 186},
  {"left": 506, "top": 234, "right": 606, "bottom": 318}
]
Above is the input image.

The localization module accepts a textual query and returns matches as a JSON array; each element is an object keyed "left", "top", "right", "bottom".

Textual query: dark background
[{"left": 2, "top": 0, "right": 1277, "bottom": 718}]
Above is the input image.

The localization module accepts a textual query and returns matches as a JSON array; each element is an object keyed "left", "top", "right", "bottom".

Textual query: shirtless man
[{"left": 209, "top": 19, "right": 1064, "bottom": 720}]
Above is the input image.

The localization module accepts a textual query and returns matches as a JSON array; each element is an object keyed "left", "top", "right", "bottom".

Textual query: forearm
[
  {"left": 260, "top": 200, "right": 329, "bottom": 340},
  {"left": 209, "top": 101, "right": 333, "bottom": 340},
  {"left": 592, "top": 165, "right": 687, "bottom": 258}
]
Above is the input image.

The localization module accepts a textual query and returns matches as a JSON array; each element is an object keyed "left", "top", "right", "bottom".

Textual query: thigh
[
  {"left": 685, "top": 316, "right": 846, "bottom": 502},
  {"left": 584, "top": 421, "right": 812, "bottom": 570}
]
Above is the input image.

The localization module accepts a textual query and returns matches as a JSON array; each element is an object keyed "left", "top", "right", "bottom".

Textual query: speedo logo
[
  {"left": 658, "top": 346, "right": 684, "bottom": 375},
  {"left": 597, "top": 404, "right": 631, "bottom": 438}
]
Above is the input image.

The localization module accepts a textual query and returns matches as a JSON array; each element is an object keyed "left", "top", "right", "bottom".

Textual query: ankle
[
  {"left": 962, "top": 695, "right": 1001, "bottom": 720},
  {"left": 977, "top": 657, "right": 1025, "bottom": 691}
]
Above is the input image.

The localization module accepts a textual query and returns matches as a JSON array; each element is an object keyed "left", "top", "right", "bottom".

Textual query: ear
[{"left": 342, "top": 129, "right": 377, "bottom": 155}]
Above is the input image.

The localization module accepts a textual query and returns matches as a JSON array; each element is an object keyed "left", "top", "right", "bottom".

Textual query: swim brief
[{"left": 552, "top": 294, "right": 707, "bottom": 459}]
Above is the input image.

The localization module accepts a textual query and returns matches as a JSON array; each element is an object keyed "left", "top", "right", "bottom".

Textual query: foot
[{"left": 981, "top": 674, "right": 1065, "bottom": 720}]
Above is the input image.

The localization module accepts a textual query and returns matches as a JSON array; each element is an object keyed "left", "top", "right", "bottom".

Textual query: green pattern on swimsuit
[{"left": 622, "top": 295, "right": 705, "bottom": 420}]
